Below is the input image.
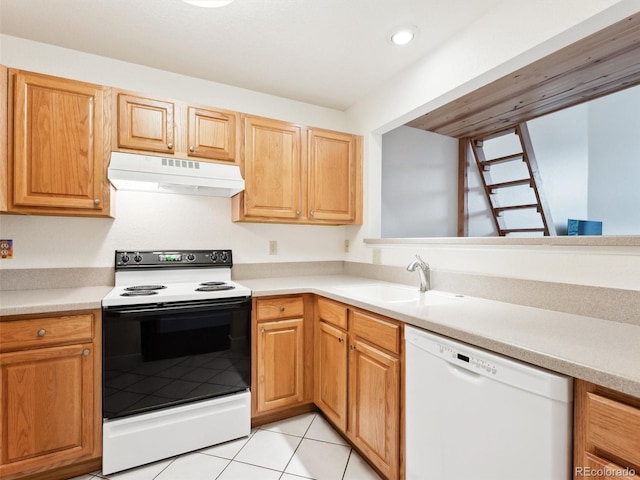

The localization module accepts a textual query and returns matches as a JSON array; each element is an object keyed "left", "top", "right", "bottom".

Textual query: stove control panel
[{"left": 115, "top": 250, "right": 233, "bottom": 269}]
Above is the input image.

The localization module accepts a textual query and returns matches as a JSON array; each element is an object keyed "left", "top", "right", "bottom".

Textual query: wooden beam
[
  {"left": 406, "top": 14, "right": 640, "bottom": 139},
  {"left": 457, "top": 138, "right": 469, "bottom": 237}
]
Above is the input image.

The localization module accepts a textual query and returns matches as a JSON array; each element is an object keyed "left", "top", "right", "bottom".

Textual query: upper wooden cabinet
[
  {"left": 187, "top": 106, "right": 236, "bottom": 162},
  {"left": 4, "top": 69, "right": 110, "bottom": 216},
  {"left": 117, "top": 93, "right": 175, "bottom": 154},
  {"left": 114, "top": 91, "right": 239, "bottom": 163},
  {"left": 308, "top": 129, "right": 359, "bottom": 223},
  {"left": 233, "top": 115, "right": 362, "bottom": 225},
  {"left": 239, "top": 115, "right": 304, "bottom": 220}
]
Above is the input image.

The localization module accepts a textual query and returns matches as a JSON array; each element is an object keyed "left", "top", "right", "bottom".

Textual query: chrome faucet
[{"left": 407, "top": 254, "right": 430, "bottom": 292}]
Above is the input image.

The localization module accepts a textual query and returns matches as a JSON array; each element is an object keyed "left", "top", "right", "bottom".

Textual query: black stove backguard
[{"left": 102, "top": 297, "right": 251, "bottom": 420}]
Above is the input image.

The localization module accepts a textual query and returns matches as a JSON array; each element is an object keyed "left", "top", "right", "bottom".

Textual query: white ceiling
[{"left": 0, "top": 0, "right": 503, "bottom": 110}]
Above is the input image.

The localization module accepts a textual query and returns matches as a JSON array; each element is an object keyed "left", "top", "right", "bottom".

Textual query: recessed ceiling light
[
  {"left": 389, "top": 26, "right": 417, "bottom": 46},
  {"left": 182, "top": 0, "right": 234, "bottom": 8}
]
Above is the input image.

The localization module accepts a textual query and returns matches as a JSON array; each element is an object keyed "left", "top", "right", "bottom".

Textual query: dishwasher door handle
[{"left": 446, "top": 360, "right": 484, "bottom": 383}]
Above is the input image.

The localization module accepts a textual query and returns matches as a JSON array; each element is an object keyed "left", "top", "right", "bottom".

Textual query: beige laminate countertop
[
  {"left": 1, "top": 276, "right": 638, "bottom": 398},
  {"left": 0, "top": 286, "right": 112, "bottom": 316},
  {"left": 242, "top": 275, "right": 640, "bottom": 398}
]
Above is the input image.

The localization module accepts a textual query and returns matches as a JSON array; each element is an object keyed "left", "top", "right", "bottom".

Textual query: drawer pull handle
[
  {"left": 37, "top": 329, "right": 46, "bottom": 337},
  {"left": 279, "top": 306, "right": 285, "bottom": 312},
  {"left": 83, "top": 349, "right": 90, "bottom": 357},
  {"left": 260, "top": 327, "right": 265, "bottom": 334}
]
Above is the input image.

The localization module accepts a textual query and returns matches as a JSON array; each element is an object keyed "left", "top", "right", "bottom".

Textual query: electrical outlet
[
  {"left": 269, "top": 240, "right": 277, "bottom": 255},
  {"left": 372, "top": 248, "right": 382, "bottom": 265},
  {"left": 0, "top": 240, "right": 13, "bottom": 259},
  {"left": 344, "top": 239, "right": 350, "bottom": 253}
]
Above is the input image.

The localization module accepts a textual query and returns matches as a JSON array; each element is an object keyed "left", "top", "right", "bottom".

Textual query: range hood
[{"left": 108, "top": 152, "right": 245, "bottom": 197}]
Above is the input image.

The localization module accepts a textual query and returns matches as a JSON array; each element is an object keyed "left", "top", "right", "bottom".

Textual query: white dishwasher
[{"left": 405, "top": 326, "right": 573, "bottom": 480}]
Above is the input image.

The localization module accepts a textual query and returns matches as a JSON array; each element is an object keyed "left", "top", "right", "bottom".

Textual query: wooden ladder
[{"left": 470, "top": 124, "right": 556, "bottom": 236}]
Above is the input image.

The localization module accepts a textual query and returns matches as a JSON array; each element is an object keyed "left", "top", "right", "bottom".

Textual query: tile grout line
[
  {"left": 341, "top": 449, "right": 355, "bottom": 480},
  {"left": 279, "top": 412, "right": 317, "bottom": 477}
]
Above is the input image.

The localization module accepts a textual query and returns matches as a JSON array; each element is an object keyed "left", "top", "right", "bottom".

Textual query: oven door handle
[{"left": 106, "top": 298, "right": 251, "bottom": 316}]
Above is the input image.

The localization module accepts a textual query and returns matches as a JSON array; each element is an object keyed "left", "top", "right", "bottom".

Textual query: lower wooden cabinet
[
  {"left": 0, "top": 310, "right": 101, "bottom": 480},
  {"left": 314, "top": 297, "right": 402, "bottom": 480},
  {"left": 574, "top": 380, "right": 640, "bottom": 479},
  {"left": 314, "top": 319, "right": 348, "bottom": 431},
  {"left": 252, "top": 295, "right": 314, "bottom": 421}
]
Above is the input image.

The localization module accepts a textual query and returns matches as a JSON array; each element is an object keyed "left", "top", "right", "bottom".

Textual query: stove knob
[
  {"left": 186, "top": 254, "right": 195, "bottom": 262},
  {"left": 133, "top": 254, "right": 142, "bottom": 263},
  {"left": 120, "top": 254, "right": 130, "bottom": 264},
  {"left": 211, "top": 252, "right": 219, "bottom": 263},
  {"left": 220, "top": 251, "right": 229, "bottom": 263}
]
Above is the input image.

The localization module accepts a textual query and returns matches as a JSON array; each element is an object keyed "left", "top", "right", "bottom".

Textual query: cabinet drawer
[
  {"left": 351, "top": 310, "right": 400, "bottom": 354},
  {"left": 316, "top": 297, "right": 348, "bottom": 330},
  {"left": 583, "top": 453, "right": 638, "bottom": 479},
  {"left": 0, "top": 314, "right": 94, "bottom": 352},
  {"left": 256, "top": 297, "right": 304, "bottom": 321},
  {"left": 587, "top": 392, "right": 640, "bottom": 468}
]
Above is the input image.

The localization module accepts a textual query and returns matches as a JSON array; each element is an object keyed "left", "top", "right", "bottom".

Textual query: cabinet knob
[
  {"left": 338, "top": 337, "right": 344, "bottom": 343},
  {"left": 279, "top": 306, "right": 285, "bottom": 312},
  {"left": 167, "top": 143, "right": 174, "bottom": 149},
  {"left": 350, "top": 345, "right": 356, "bottom": 351},
  {"left": 37, "top": 328, "right": 46, "bottom": 337},
  {"left": 260, "top": 327, "right": 265, "bottom": 334},
  {"left": 296, "top": 210, "right": 301, "bottom": 216},
  {"left": 94, "top": 199, "right": 101, "bottom": 205},
  {"left": 83, "top": 349, "right": 90, "bottom": 357},
  {"left": 310, "top": 210, "right": 315, "bottom": 216},
  {"left": 189, "top": 146, "right": 195, "bottom": 152}
]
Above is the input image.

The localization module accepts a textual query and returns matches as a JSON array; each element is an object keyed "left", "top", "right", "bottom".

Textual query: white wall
[
  {"left": 344, "top": 0, "right": 640, "bottom": 291},
  {"left": 381, "top": 127, "right": 457, "bottom": 238},
  {"left": 588, "top": 85, "right": 640, "bottom": 235},
  {"left": 0, "top": 35, "right": 350, "bottom": 270}
]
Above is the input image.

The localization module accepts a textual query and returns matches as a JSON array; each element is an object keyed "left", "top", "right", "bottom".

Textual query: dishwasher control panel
[{"left": 438, "top": 343, "right": 497, "bottom": 374}]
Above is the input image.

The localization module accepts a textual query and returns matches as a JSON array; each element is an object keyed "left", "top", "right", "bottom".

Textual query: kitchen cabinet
[
  {"left": 574, "top": 380, "right": 640, "bottom": 479},
  {"left": 1, "top": 65, "right": 7, "bottom": 212},
  {"left": 314, "top": 297, "right": 402, "bottom": 480},
  {"left": 115, "top": 91, "right": 238, "bottom": 162},
  {"left": 117, "top": 93, "right": 175, "bottom": 154},
  {"left": 314, "top": 309, "right": 348, "bottom": 430},
  {"left": 252, "top": 295, "right": 314, "bottom": 421},
  {"left": 4, "top": 69, "right": 110, "bottom": 217},
  {"left": 232, "top": 116, "right": 362, "bottom": 225},
  {"left": 307, "top": 128, "right": 360, "bottom": 223},
  {"left": 0, "top": 310, "right": 102, "bottom": 480}
]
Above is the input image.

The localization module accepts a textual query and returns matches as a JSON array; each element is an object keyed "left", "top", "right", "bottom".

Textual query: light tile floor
[{"left": 72, "top": 412, "right": 382, "bottom": 480}]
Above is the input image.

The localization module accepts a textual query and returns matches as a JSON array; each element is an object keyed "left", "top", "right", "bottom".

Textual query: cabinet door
[
  {"left": 256, "top": 318, "right": 304, "bottom": 413},
  {"left": 314, "top": 321, "right": 348, "bottom": 431},
  {"left": 348, "top": 338, "right": 400, "bottom": 480},
  {"left": 11, "top": 71, "right": 108, "bottom": 214},
  {"left": 242, "top": 116, "right": 304, "bottom": 219},
  {"left": 308, "top": 129, "right": 358, "bottom": 222},
  {"left": 117, "top": 93, "right": 175, "bottom": 153},
  {"left": 187, "top": 106, "right": 237, "bottom": 162},
  {"left": 0, "top": 343, "right": 97, "bottom": 477}
]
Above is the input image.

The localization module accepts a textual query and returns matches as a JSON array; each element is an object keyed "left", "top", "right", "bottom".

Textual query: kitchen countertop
[
  {"left": 0, "top": 286, "right": 112, "bottom": 316},
  {"left": 1, "top": 275, "right": 638, "bottom": 398},
  {"left": 242, "top": 275, "right": 640, "bottom": 398}
]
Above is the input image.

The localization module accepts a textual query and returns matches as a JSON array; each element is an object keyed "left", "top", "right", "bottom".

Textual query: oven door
[{"left": 102, "top": 296, "right": 251, "bottom": 420}]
